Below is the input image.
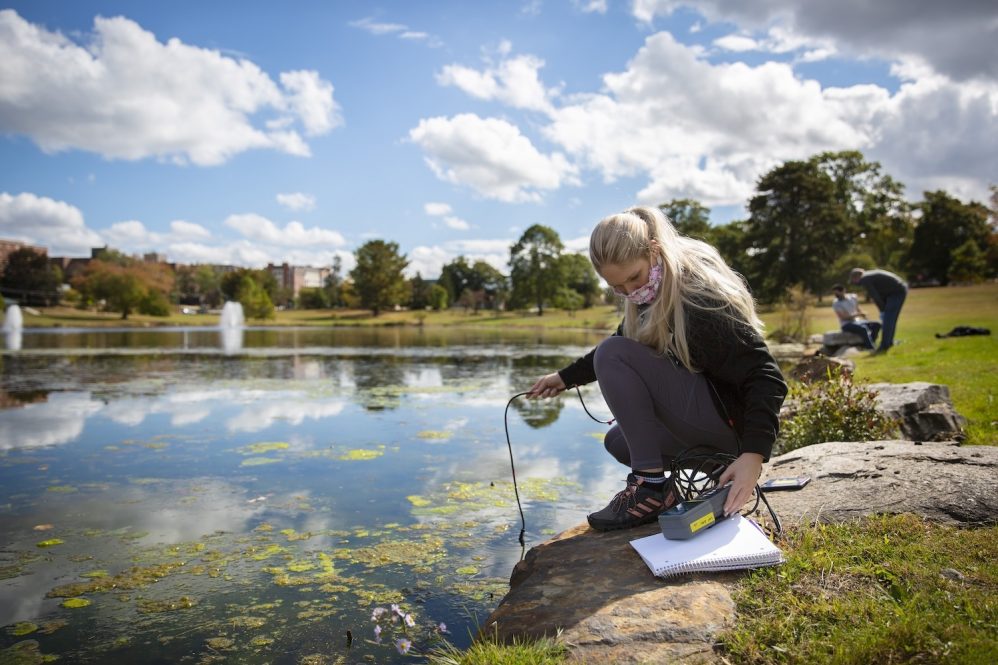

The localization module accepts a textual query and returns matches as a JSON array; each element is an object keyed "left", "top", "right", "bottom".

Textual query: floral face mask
[{"left": 615, "top": 262, "right": 663, "bottom": 305}]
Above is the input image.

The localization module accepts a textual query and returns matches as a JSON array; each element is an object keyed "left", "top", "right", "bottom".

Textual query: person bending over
[
  {"left": 528, "top": 206, "right": 787, "bottom": 531},
  {"left": 849, "top": 267, "right": 907, "bottom": 353}
]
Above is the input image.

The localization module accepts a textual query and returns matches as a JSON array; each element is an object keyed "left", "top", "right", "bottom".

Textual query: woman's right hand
[{"left": 527, "top": 372, "right": 567, "bottom": 399}]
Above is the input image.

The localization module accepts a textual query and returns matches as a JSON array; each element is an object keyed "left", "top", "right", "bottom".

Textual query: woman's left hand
[{"left": 717, "top": 452, "right": 764, "bottom": 516}]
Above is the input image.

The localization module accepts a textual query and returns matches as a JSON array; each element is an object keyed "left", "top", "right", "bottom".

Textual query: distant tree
[
  {"left": 438, "top": 256, "right": 475, "bottom": 305},
  {"left": 194, "top": 265, "right": 223, "bottom": 308},
  {"left": 558, "top": 252, "right": 601, "bottom": 308},
  {"left": 233, "top": 273, "right": 274, "bottom": 319},
  {"left": 324, "top": 255, "right": 344, "bottom": 307},
  {"left": 947, "top": 239, "right": 988, "bottom": 284},
  {"left": 408, "top": 272, "right": 432, "bottom": 310},
  {"left": 552, "top": 287, "right": 584, "bottom": 316},
  {"left": 908, "top": 190, "right": 991, "bottom": 284},
  {"left": 509, "top": 224, "right": 563, "bottom": 316},
  {"left": 73, "top": 259, "right": 173, "bottom": 319},
  {"left": 428, "top": 284, "right": 448, "bottom": 310},
  {"left": 659, "top": 199, "right": 713, "bottom": 242},
  {"left": 0, "top": 247, "right": 62, "bottom": 305},
  {"left": 709, "top": 220, "right": 751, "bottom": 279},
  {"left": 298, "top": 287, "right": 330, "bottom": 309},
  {"left": 470, "top": 260, "right": 508, "bottom": 310},
  {"left": 350, "top": 240, "right": 409, "bottom": 316},
  {"left": 811, "top": 150, "right": 912, "bottom": 269},
  {"left": 744, "top": 160, "right": 852, "bottom": 302}
]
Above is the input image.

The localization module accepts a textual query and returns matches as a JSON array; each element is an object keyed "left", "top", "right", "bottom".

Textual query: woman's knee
[
  {"left": 594, "top": 335, "right": 640, "bottom": 376},
  {"left": 603, "top": 426, "right": 631, "bottom": 466}
]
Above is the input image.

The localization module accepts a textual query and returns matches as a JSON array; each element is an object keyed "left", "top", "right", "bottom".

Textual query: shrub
[
  {"left": 778, "top": 368, "right": 897, "bottom": 452},
  {"left": 769, "top": 285, "right": 813, "bottom": 343}
]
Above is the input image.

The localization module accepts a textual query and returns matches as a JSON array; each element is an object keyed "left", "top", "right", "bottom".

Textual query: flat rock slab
[
  {"left": 485, "top": 440, "right": 998, "bottom": 663},
  {"left": 485, "top": 521, "right": 737, "bottom": 664},
  {"left": 762, "top": 440, "right": 997, "bottom": 526}
]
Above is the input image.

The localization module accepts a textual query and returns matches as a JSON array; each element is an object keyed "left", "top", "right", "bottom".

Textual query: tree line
[{"left": 2, "top": 151, "right": 995, "bottom": 319}]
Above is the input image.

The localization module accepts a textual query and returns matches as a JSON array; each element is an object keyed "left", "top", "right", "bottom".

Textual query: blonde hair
[{"left": 589, "top": 206, "right": 763, "bottom": 370}]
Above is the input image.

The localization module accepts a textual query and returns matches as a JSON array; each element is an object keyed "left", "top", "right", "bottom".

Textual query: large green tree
[
  {"left": 0, "top": 248, "right": 62, "bottom": 305},
  {"left": 811, "top": 151, "right": 912, "bottom": 269},
  {"left": 908, "top": 190, "right": 991, "bottom": 284},
  {"left": 438, "top": 256, "right": 476, "bottom": 305},
  {"left": 744, "top": 160, "right": 852, "bottom": 302},
  {"left": 659, "top": 199, "right": 713, "bottom": 242},
  {"left": 509, "top": 224, "right": 563, "bottom": 316},
  {"left": 350, "top": 240, "right": 409, "bottom": 316},
  {"left": 559, "top": 252, "right": 601, "bottom": 307}
]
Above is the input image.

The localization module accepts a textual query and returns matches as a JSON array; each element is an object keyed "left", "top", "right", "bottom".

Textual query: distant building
[{"left": 267, "top": 262, "right": 331, "bottom": 298}]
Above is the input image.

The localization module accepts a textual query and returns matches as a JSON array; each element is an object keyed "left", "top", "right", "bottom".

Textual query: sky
[{"left": 1, "top": 0, "right": 996, "bottom": 279}]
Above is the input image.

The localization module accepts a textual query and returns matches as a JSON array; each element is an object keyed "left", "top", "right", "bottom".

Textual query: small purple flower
[
  {"left": 372, "top": 607, "right": 387, "bottom": 621},
  {"left": 395, "top": 638, "right": 412, "bottom": 655},
  {"left": 404, "top": 613, "right": 416, "bottom": 628},
  {"left": 437, "top": 622, "right": 449, "bottom": 634},
  {"left": 391, "top": 603, "right": 401, "bottom": 615},
  {"left": 373, "top": 625, "right": 382, "bottom": 643}
]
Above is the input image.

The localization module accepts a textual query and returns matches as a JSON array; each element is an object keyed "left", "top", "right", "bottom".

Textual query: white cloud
[
  {"left": 224, "top": 213, "right": 346, "bottom": 247},
  {"left": 349, "top": 16, "right": 440, "bottom": 46},
  {"left": 630, "top": 0, "right": 997, "bottom": 83},
  {"left": 574, "top": 0, "right": 608, "bottom": 13},
  {"left": 170, "top": 220, "right": 211, "bottom": 239},
  {"left": 407, "top": 238, "right": 514, "bottom": 278},
  {"left": 437, "top": 53, "right": 555, "bottom": 113},
  {"left": 409, "top": 114, "right": 578, "bottom": 203},
  {"left": 424, "top": 202, "right": 453, "bottom": 216},
  {"left": 442, "top": 216, "right": 470, "bottom": 231},
  {"left": 714, "top": 34, "right": 759, "bottom": 52},
  {"left": 276, "top": 192, "right": 317, "bottom": 212},
  {"left": 0, "top": 10, "right": 340, "bottom": 165},
  {"left": 0, "top": 192, "right": 103, "bottom": 255}
]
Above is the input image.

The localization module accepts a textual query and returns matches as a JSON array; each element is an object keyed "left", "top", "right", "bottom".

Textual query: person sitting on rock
[
  {"left": 831, "top": 284, "right": 881, "bottom": 350},
  {"left": 526, "top": 206, "right": 788, "bottom": 531}
]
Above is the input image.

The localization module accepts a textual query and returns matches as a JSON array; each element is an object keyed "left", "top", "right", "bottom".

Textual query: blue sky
[{"left": 1, "top": 0, "right": 995, "bottom": 278}]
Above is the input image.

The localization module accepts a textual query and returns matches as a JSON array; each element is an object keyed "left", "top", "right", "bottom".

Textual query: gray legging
[{"left": 593, "top": 335, "right": 739, "bottom": 471}]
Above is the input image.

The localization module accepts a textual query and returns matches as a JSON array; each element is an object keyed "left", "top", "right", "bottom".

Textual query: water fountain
[
  {"left": 3, "top": 304, "right": 23, "bottom": 351},
  {"left": 218, "top": 301, "right": 245, "bottom": 355}
]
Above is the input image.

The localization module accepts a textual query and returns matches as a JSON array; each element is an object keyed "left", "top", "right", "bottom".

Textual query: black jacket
[{"left": 557, "top": 305, "right": 788, "bottom": 461}]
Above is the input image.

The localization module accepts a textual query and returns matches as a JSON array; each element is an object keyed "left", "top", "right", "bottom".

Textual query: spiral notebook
[{"left": 630, "top": 514, "right": 783, "bottom": 578}]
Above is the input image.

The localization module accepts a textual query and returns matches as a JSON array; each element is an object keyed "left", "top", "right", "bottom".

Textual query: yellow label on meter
[{"left": 689, "top": 512, "right": 715, "bottom": 533}]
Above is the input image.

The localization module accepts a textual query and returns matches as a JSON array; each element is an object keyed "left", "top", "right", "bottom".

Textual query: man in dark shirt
[{"left": 850, "top": 268, "right": 907, "bottom": 353}]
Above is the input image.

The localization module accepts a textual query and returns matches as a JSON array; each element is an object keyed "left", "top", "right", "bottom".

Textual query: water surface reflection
[{"left": 0, "top": 329, "right": 621, "bottom": 663}]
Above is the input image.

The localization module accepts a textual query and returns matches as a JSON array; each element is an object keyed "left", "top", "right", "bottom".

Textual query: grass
[
  {"left": 719, "top": 514, "right": 998, "bottom": 665},
  {"left": 426, "top": 629, "right": 567, "bottom": 665}
]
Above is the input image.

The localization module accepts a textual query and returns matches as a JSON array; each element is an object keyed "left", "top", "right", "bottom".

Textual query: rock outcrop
[
  {"left": 484, "top": 440, "right": 998, "bottom": 663},
  {"left": 868, "top": 382, "right": 967, "bottom": 441}
]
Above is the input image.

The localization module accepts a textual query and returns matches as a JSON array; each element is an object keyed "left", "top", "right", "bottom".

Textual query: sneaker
[{"left": 587, "top": 473, "right": 678, "bottom": 532}]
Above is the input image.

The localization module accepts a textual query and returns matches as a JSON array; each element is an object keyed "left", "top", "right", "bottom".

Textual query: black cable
[{"left": 503, "top": 392, "right": 531, "bottom": 546}]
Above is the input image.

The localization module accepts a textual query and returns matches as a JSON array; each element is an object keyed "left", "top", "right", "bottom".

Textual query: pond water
[{"left": 0, "top": 326, "right": 624, "bottom": 664}]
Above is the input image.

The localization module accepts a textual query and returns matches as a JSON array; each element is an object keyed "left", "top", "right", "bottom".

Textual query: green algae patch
[
  {"left": 8, "top": 622, "right": 38, "bottom": 637},
  {"left": 238, "top": 442, "right": 290, "bottom": 455},
  {"left": 230, "top": 616, "right": 268, "bottom": 629},
  {"left": 0, "top": 640, "right": 59, "bottom": 664},
  {"left": 340, "top": 535, "right": 446, "bottom": 570},
  {"left": 240, "top": 457, "right": 282, "bottom": 467},
  {"left": 286, "top": 560, "right": 316, "bottom": 573},
  {"left": 417, "top": 430, "right": 452, "bottom": 440},
  {"left": 48, "top": 562, "right": 184, "bottom": 598},
  {"left": 279, "top": 528, "right": 313, "bottom": 542},
  {"left": 35, "top": 539, "right": 64, "bottom": 548},
  {"left": 254, "top": 523, "right": 274, "bottom": 532},
  {"left": 456, "top": 566, "right": 479, "bottom": 576},
  {"left": 46, "top": 485, "right": 77, "bottom": 493},
  {"left": 61, "top": 598, "right": 91, "bottom": 608},
  {"left": 337, "top": 448, "right": 383, "bottom": 461},
  {"left": 205, "top": 637, "right": 235, "bottom": 650},
  {"left": 137, "top": 596, "right": 197, "bottom": 614},
  {"left": 0, "top": 564, "right": 24, "bottom": 580},
  {"left": 80, "top": 570, "right": 109, "bottom": 579},
  {"left": 407, "top": 495, "right": 431, "bottom": 507},
  {"left": 249, "top": 635, "right": 274, "bottom": 647},
  {"left": 247, "top": 543, "right": 288, "bottom": 561}
]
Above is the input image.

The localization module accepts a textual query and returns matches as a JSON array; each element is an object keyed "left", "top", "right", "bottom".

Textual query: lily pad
[
  {"left": 240, "top": 457, "right": 282, "bottom": 467},
  {"left": 61, "top": 598, "right": 91, "bottom": 608},
  {"left": 8, "top": 622, "right": 38, "bottom": 636},
  {"left": 35, "top": 539, "right": 64, "bottom": 548},
  {"left": 337, "top": 448, "right": 383, "bottom": 461},
  {"left": 239, "top": 442, "right": 290, "bottom": 455}
]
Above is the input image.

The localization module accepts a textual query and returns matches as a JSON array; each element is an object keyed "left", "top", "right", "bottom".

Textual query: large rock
[
  {"left": 822, "top": 330, "right": 866, "bottom": 347},
  {"left": 762, "top": 440, "right": 997, "bottom": 525},
  {"left": 869, "top": 382, "right": 967, "bottom": 441},
  {"left": 484, "top": 440, "right": 998, "bottom": 662}
]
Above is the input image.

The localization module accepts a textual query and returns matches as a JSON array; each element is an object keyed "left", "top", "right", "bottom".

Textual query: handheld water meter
[{"left": 658, "top": 484, "right": 732, "bottom": 540}]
